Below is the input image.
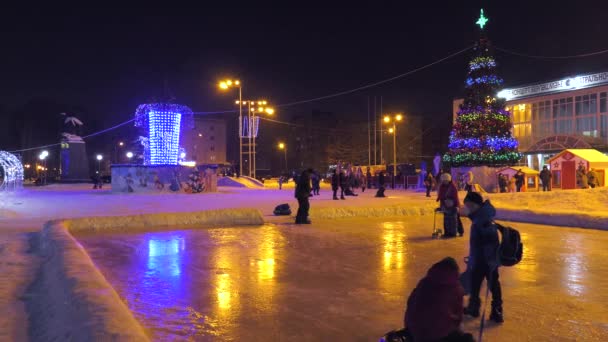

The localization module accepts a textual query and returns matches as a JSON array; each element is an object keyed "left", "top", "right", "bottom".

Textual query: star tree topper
[{"left": 476, "top": 9, "right": 489, "bottom": 29}]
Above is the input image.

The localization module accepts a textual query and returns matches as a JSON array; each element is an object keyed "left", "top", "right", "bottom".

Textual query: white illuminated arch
[{"left": 0, "top": 151, "right": 24, "bottom": 191}]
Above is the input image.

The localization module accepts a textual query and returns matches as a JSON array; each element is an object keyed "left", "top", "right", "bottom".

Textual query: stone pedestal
[
  {"left": 60, "top": 137, "right": 90, "bottom": 182},
  {"left": 111, "top": 165, "right": 218, "bottom": 193}
]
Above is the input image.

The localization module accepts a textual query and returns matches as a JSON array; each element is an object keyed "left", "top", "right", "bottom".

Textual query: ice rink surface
[{"left": 77, "top": 217, "right": 608, "bottom": 341}]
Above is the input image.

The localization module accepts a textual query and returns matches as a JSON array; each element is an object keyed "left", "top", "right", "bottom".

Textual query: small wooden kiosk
[
  {"left": 496, "top": 166, "right": 540, "bottom": 192},
  {"left": 547, "top": 149, "right": 608, "bottom": 189}
]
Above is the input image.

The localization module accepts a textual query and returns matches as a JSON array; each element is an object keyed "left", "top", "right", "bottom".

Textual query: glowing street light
[
  {"left": 278, "top": 142, "right": 287, "bottom": 172},
  {"left": 38, "top": 151, "right": 49, "bottom": 185},
  {"left": 96, "top": 154, "right": 103, "bottom": 174},
  {"left": 126, "top": 151, "right": 134, "bottom": 159},
  {"left": 219, "top": 78, "right": 243, "bottom": 176},
  {"left": 118, "top": 141, "right": 124, "bottom": 146},
  {"left": 234, "top": 99, "right": 276, "bottom": 178},
  {"left": 383, "top": 113, "right": 404, "bottom": 187}
]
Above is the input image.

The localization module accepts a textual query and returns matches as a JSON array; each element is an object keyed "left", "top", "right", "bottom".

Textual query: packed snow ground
[
  {"left": 76, "top": 218, "right": 608, "bottom": 341},
  {"left": 1, "top": 182, "right": 608, "bottom": 339}
]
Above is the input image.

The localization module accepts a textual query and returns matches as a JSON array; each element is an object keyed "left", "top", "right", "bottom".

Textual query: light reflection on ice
[
  {"left": 563, "top": 235, "right": 587, "bottom": 296},
  {"left": 147, "top": 235, "right": 185, "bottom": 277},
  {"left": 380, "top": 222, "right": 407, "bottom": 297}
]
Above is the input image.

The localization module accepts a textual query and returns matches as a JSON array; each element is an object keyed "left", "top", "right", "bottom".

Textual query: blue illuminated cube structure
[{"left": 135, "top": 103, "right": 193, "bottom": 166}]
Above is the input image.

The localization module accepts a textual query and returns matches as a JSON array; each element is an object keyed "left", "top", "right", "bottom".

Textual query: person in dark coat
[
  {"left": 437, "top": 173, "right": 461, "bottom": 237},
  {"left": 514, "top": 169, "right": 525, "bottom": 192},
  {"left": 587, "top": 168, "right": 599, "bottom": 188},
  {"left": 375, "top": 171, "right": 386, "bottom": 197},
  {"left": 498, "top": 173, "right": 508, "bottom": 193},
  {"left": 294, "top": 169, "right": 312, "bottom": 224},
  {"left": 331, "top": 169, "right": 340, "bottom": 200},
  {"left": 404, "top": 257, "right": 472, "bottom": 342},
  {"left": 366, "top": 167, "right": 372, "bottom": 189},
  {"left": 424, "top": 170, "right": 434, "bottom": 197},
  {"left": 338, "top": 170, "right": 347, "bottom": 200},
  {"left": 462, "top": 192, "right": 503, "bottom": 323},
  {"left": 311, "top": 171, "right": 321, "bottom": 196},
  {"left": 539, "top": 166, "right": 552, "bottom": 192}
]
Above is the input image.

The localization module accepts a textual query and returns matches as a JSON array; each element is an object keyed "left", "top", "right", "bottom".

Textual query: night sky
[{"left": 2, "top": 3, "right": 608, "bottom": 159}]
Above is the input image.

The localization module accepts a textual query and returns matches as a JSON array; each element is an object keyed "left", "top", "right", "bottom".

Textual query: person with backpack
[
  {"left": 294, "top": 169, "right": 312, "bottom": 224},
  {"left": 437, "top": 173, "right": 460, "bottom": 238},
  {"left": 402, "top": 257, "right": 474, "bottom": 342},
  {"left": 462, "top": 192, "right": 503, "bottom": 323}
]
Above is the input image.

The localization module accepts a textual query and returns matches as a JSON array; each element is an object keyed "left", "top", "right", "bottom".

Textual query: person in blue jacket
[{"left": 462, "top": 192, "right": 503, "bottom": 323}]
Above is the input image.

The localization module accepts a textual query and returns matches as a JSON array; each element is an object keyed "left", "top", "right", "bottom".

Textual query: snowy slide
[{"left": 217, "top": 176, "right": 265, "bottom": 189}]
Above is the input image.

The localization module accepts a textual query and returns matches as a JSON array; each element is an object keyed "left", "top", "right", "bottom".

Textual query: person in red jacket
[
  {"left": 404, "top": 257, "right": 473, "bottom": 342},
  {"left": 437, "top": 173, "right": 461, "bottom": 237}
]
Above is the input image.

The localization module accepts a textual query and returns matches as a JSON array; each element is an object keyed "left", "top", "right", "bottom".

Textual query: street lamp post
[
  {"left": 278, "top": 142, "right": 287, "bottom": 172},
  {"left": 39, "top": 150, "right": 49, "bottom": 185},
  {"left": 126, "top": 151, "right": 133, "bottom": 164},
  {"left": 219, "top": 79, "right": 242, "bottom": 177},
  {"left": 96, "top": 154, "right": 103, "bottom": 174},
  {"left": 235, "top": 100, "right": 275, "bottom": 179},
  {"left": 383, "top": 114, "right": 403, "bottom": 188},
  {"left": 115, "top": 141, "right": 124, "bottom": 163}
]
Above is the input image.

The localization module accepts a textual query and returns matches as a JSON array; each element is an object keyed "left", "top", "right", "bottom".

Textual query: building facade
[
  {"left": 454, "top": 71, "right": 608, "bottom": 169},
  {"left": 181, "top": 118, "right": 227, "bottom": 165}
]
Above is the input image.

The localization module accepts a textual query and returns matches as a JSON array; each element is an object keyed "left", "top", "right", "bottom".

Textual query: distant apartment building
[{"left": 181, "top": 118, "right": 227, "bottom": 165}]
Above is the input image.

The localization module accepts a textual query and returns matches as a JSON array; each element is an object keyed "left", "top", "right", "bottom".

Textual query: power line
[
  {"left": 495, "top": 46, "right": 608, "bottom": 59},
  {"left": 7, "top": 46, "right": 472, "bottom": 153},
  {"left": 8, "top": 119, "right": 135, "bottom": 153},
  {"left": 277, "top": 45, "right": 474, "bottom": 108}
]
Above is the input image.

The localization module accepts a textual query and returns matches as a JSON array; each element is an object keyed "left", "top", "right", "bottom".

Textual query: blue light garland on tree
[
  {"left": 135, "top": 103, "right": 193, "bottom": 166},
  {"left": 443, "top": 9, "right": 521, "bottom": 167}
]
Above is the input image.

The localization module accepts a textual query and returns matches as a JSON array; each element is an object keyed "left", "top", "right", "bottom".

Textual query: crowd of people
[
  {"left": 288, "top": 166, "right": 521, "bottom": 340},
  {"left": 576, "top": 164, "right": 601, "bottom": 189}
]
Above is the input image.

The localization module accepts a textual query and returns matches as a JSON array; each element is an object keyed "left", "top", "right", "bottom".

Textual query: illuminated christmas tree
[{"left": 443, "top": 9, "right": 521, "bottom": 167}]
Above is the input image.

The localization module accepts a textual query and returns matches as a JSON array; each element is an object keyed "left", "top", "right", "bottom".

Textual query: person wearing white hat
[{"left": 436, "top": 172, "right": 460, "bottom": 238}]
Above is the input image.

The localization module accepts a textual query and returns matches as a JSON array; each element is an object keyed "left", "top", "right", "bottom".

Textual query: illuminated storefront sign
[{"left": 497, "top": 71, "right": 608, "bottom": 101}]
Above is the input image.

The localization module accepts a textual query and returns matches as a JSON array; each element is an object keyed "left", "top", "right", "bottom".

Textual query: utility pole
[
  {"left": 373, "top": 96, "right": 377, "bottom": 165},
  {"left": 367, "top": 97, "right": 371, "bottom": 166}
]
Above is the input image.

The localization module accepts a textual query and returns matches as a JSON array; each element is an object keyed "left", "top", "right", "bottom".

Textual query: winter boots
[
  {"left": 463, "top": 298, "right": 480, "bottom": 318},
  {"left": 489, "top": 304, "right": 504, "bottom": 323},
  {"left": 464, "top": 298, "right": 504, "bottom": 323}
]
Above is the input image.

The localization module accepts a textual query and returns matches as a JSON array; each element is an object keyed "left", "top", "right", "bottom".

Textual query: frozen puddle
[{"left": 76, "top": 218, "right": 608, "bottom": 341}]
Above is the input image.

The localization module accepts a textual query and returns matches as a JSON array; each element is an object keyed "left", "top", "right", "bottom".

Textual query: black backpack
[
  {"left": 495, "top": 222, "right": 523, "bottom": 267},
  {"left": 273, "top": 203, "right": 292, "bottom": 216}
]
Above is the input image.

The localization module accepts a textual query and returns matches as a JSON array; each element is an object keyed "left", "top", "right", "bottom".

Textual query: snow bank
[
  {"left": 489, "top": 187, "right": 608, "bottom": 230},
  {"left": 312, "top": 204, "right": 436, "bottom": 219},
  {"left": 496, "top": 208, "right": 608, "bottom": 230},
  {"left": 28, "top": 208, "right": 264, "bottom": 340},
  {"left": 62, "top": 208, "right": 264, "bottom": 234},
  {"left": 33, "top": 221, "right": 150, "bottom": 341}
]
